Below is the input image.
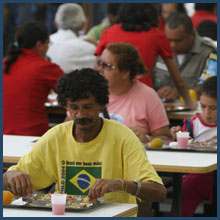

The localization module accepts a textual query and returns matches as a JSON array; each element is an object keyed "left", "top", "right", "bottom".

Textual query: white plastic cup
[
  {"left": 176, "top": 132, "right": 190, "bottom": 149},
  {"left": 51, "top": 193, "right": 67, "bottom": 215}
]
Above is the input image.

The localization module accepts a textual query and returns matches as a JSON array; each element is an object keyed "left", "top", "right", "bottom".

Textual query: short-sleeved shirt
[
  {"left": 107, "top": 80, "right": 169, "bottom": 135},
  {"left": 8, "top": 119, "right": 163, "bottom": 204}
]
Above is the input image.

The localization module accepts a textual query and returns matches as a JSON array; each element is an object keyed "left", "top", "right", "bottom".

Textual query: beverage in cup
[
  {"left": 51, "top": 193, "right": 67, "bottom": 215},
  {"left": 176, "top": 132, "right": 190, "bottom": 149}
]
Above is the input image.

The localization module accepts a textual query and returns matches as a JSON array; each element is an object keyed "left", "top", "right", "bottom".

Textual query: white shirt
[{"left": 47, "top": 29, "right": 96, "bottom": 74}]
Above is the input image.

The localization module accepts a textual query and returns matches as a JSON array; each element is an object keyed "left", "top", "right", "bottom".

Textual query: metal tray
[
  {"left": 4, "top": 194, "right": 100, "bottom": 212},
  {"left": 147, "top": 145, "right": 217, "bottom": 153},
  {"left": 163, "top": 103, "right": 191, "bottom": 112}
]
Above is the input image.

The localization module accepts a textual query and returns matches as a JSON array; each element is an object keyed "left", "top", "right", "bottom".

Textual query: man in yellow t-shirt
[{"left": 3, "top": 68, "right": 166, "bottom": 205}]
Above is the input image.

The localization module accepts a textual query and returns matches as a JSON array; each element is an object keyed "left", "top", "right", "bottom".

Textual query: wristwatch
[{"left": 131, "top": 180, "right": 141, "bottom": 196}]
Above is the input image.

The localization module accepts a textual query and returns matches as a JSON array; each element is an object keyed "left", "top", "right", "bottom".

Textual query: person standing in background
[
  {"left": 3, "top": 21, "right": 63, "bottom": 136},
  {"left": 95, "top": 3, "right": 197, "bottom": 110}
]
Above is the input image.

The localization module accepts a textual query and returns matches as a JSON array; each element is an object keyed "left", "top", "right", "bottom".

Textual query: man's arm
[
  {"left": 130, "top": 126, "right": 171, "bottom": 144},
  {"left": 88, "top": 179, "right": 167, "bottom": 202},
  {"left": 163, "top": 57, "right": 197, "bottom": 109},
  {"left": 3, "top": 170, "right": 32, "bottom": 197}
]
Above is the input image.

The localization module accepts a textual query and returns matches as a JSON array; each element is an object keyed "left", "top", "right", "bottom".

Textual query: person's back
[
  {"left": 46, "top": 3, "right": 96, "bottom": 73},
  {"left": 3, "top": 21, "right": 63, "bottom": 136}
]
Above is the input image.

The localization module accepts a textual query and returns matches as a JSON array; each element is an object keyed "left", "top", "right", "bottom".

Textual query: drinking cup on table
[
  {"left": 176, "top": 132, "right": 190, "bottom": 149},
  {"left": 51, "top": 193, "right": 67, "bottom": 215}
]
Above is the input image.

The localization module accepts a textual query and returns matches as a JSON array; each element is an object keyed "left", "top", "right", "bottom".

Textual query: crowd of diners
[{"left": 3, "top": 3, "right": 217, "bottom": 217}]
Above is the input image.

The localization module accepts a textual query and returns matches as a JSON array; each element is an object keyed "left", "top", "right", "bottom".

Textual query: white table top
[
  {"left": 3, "top": 203, "right": 137, "bottom": 217},
  {"left": 3, "top": 135, "right": 217, "bottom": 174}
]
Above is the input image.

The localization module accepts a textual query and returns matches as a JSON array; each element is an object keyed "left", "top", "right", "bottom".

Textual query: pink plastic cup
[
  {"left": 176, "top": 132, "right": 189, "bottom": 149},
  {"left": 51, "top": 193, "right": 67, "bottom": 215}
]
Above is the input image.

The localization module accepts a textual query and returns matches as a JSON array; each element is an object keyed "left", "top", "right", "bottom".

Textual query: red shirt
[
  {"left": 191, "top": 10, "right": 217, "bottom": 29},
  {"left": 95, "top": 24, "right": 173, "bottom": 88},
  {"left": 3, "top": 49, "right": 64, "bottom": 136}
]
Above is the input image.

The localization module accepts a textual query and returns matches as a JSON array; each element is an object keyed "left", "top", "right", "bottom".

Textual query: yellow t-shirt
[{"left": 8, "top": 119, "right": 162, "bottom": 204}]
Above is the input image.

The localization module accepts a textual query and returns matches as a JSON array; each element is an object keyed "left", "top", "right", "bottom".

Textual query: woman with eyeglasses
[
  {"left": 3, "top": 21, "right": 64, "bottom": 136},
  {"left": 96, "top": 42, "right": 171, "bottom": 144},
  {"left": 95, "top": 3, "right": 197, "bottom": 110}
]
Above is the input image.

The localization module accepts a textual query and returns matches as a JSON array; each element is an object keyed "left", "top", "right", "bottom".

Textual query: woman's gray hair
[{"left": 55, "top": 3, "right": 86, "bottom": 32}]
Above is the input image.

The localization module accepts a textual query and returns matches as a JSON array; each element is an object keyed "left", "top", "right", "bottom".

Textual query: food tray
[
  {"left": 3, "top": 194, "right": 100, "bottom": 212},
  {"left": 147, "top": 144, "right": 217, "bottom": 153}
]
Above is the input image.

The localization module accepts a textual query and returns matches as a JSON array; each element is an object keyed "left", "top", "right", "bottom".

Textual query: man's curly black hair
[{"left": 56, "top": 68, "right": 109, "bottom": 107}]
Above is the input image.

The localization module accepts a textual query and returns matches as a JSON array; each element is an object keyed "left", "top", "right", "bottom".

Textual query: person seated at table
[
  {"left": 152, "top": 12, "right": 217, "bottom": 100},
  {"left": 46, "top": 3, "right": 96, "bottom": 74},
  {"left": 95, "top": 3, "right": 196, "bottom": 109},
  {"left": 3, "top": 21, "right": 63, "bottom": 136},
  {"left": 170, "top": 76, "right": 217, "bottom": 217},
  {"left": 95, "top": 42, "right": 171, "bottom": 144},
  {"left": 3, "top": 68, "right": 167, "bottom": 213}
]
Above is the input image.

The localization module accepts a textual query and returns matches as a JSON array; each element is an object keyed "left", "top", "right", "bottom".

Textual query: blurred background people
[
  {"left": 3, "top": 21, "right": 63, "bottom": 136},
  {"left": 46, "top": 3, "right": 96, "bottom": 74},
  {"left": 152, "top": 13, "right": 217, "bottom": 100},
  {"left": 159, "top": 3, "right": 186, "bottom": 31},
  {"left": 95, "top": 3, "right": 196, "bottom": 109},
  {"left": 96, "top": 42, "right": 171, "bottom": 144},
  {"left": 191, "top": 3, "right": 217, "bottom": 29},
  {"left": 86, "top": 3, "right": 122, "bottom": 44},
  {"left": 197, "top": 19, "right": 217, "bottom": 43}
]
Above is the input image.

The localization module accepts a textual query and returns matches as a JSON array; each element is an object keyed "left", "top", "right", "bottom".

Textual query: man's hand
[
  {"left": 88, "top": 179, "right": 122, "bottom": 200},
  {"left": 157, "top": 86, "right": 179, "bottom": 100},
  {"left": 3, "top": 171, "right": 32, "bottom": 197}
]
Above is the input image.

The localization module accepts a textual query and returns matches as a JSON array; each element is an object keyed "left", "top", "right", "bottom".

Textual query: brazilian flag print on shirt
[{"left": 65, "top": 166, "right": 101, "bottom": 195}]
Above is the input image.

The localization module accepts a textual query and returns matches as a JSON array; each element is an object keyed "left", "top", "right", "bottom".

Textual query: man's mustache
[{"left": 74, "top": 118, "right": 93, "bottom": 125}]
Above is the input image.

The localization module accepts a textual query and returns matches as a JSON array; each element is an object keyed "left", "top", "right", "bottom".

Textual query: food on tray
[
  {"left": 3, "top": 190, "right": 14, "bottom": 205},
  {"left": 148, "top": 138, "right": 163, "bottom": 148},
  {"left": 190, "top": 141, "right": 209, "bottom": 146},
  {"left": 21, "top": 193, "right": 98, "bottom": 209}
]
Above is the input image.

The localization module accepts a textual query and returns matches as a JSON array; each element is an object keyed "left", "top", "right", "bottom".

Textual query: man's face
[
  {"left": 165, "top": 24, "right": 195, "bottom": 54},
  {"left": 66, "top": 95, "right": 103, "bottom": 131},
  {"left": 97, "top": 49, "right": 125, "bottom": 91}
]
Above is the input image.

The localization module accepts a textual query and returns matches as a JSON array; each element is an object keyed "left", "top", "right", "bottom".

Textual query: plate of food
[{"left": 3, "top": 193, "right": 101, "bottom": 212}]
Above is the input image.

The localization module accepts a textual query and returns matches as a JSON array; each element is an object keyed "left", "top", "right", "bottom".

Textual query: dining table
[
  {"left": 3, "top": 202, "right": 138, "bottom": 217},
  {"left": 3, "top": 135, "right": 217, "bottom": 217}
]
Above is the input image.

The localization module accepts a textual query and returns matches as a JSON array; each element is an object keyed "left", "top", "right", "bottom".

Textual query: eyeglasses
[{"left": 97, "top": 60, "right": 117, "bottom": 71}]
